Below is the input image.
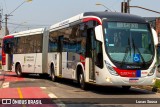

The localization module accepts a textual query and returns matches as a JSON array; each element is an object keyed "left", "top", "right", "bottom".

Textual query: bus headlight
[
  {"left": 105, "top": 61, "right": 119, "bottom": 76},
  {"left": 148, "top": 66, "right": 156, "bottom": 76}
]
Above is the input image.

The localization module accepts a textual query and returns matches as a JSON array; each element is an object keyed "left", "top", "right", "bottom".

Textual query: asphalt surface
[{"left": 0, "top": 70, "right": 160, "bottom": 107}]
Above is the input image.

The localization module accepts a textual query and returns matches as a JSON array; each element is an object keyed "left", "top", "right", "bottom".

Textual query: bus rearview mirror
[{"left": 95, "top": 25, "right": 103, "bottom": 42}]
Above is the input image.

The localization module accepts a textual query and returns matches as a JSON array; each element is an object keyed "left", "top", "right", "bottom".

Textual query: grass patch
[{"left": 154, "top": 79, "right": 160, "bottom": 88}]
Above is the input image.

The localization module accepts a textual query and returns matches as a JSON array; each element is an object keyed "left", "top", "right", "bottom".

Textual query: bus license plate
[{"left": 129, "top": 78, "right": 139, "bottom": 83}]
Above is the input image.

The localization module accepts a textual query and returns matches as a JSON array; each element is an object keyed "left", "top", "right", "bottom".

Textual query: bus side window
[
  {"left": 58, "top": 36, "right": 64, "bottom": 52},
  {"left": 95, "top": 41, "right": 103, "bottom": 68}
]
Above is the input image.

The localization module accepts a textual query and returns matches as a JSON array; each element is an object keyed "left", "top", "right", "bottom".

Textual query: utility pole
[
  {"left": 2, "top": 0, "right": 32, "bottom": 36},
  {"left": 0, "top": 8, "right": 2, "bottom": 30},
  {"left": 5, "top": 14, "right": 9, "bottom": 35}
]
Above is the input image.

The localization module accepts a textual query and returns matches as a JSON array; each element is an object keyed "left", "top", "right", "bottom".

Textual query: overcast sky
[{"left": 0, "top": 0, "right": 160, "bottom": 33}]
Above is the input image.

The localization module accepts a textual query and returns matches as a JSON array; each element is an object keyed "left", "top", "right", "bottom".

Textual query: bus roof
[
  {"left": 83, "top": 12, "right": 146, "bottom": 23},
  {"left": 10, "top": 28, "right": 45, "bottom": 37},
  {"left": 50, "top": 12, "right": 147, "bottom": 31},
  {"left": 50, "top": 13, "right": 83, "bottom": 31}
]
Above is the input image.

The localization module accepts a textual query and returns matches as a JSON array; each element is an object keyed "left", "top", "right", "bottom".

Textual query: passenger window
[{"left": 95, "top": 41, "right": 103, "bottom": 68}]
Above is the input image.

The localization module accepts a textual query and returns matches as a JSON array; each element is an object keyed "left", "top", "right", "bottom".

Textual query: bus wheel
[
  {"left": 39, "top": 74, "right": 49, "bottom": 78},
  {"left": 51, "top": 65, "right": 57, "bottom": 82},
  {"left": 16, "top": 64, "right": 22, "bottom": 77},
  {"left": 79, "top": 72, "right": 87, "bottom": 90},
  {"left": 122, "top": 86, "right": 131, "bottom": 90}
]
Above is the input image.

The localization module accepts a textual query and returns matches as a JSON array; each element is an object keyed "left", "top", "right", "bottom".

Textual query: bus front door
[{"left": 87, "top": 29, "right": 96, "bottom": 81}]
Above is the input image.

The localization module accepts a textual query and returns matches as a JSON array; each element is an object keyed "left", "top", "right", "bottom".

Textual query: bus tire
[
  {"left": 79, "top": 72, "right": 87, "bottom": 90},
  {"left": 122, "top": 86, "right": 131, "bottom": 90},
  {"left": 15, "top": 64, "right": 22, "bottom": 77},
  {"left": 51, "top": 65, "right": 57, "bottom": 82}
]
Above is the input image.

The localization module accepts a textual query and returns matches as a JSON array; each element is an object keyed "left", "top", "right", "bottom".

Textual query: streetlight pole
[
  {"left": 4, "top": 0, "right": 32, "bottom": 35},
  {"left": 8, "top": 0, "right": 32, "bottom": 17},
  {"left": 96, "top": 3, "right": 112, "bottom": 12}
]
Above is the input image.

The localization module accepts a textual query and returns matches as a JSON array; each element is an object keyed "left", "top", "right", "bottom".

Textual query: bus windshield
[{"left": 103, "top": 21, "right": 154, "bottom": 64}]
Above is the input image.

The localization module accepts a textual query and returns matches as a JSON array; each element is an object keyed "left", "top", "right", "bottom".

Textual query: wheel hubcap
[
  {"left": 79, "top": 74, "right": 83, "bottom": 85},
  {"left": 17, "top": 67, "right": 20, "bottom": 75},
  {"left": 52, "top": 72, "right": 54, "bottom": 79}
]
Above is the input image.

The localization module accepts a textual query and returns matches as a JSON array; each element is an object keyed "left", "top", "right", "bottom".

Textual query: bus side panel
[
  {"left": 84, "top": 58, "right": 90, "bottom": 82},
  {"left": 12, "top": 54, "right": 24, "bottom": 72},
  {"left": 34, "top": 53, "right": 43, "bottom": 73},
  {"left": 13, "top": 54, "right": 36, "bottom": 73},
  {"left": 2, "top": 54, "right": 8, "bottom": 71},
  {"left": 48, "top": 52, "right": 58, "bottom": 75},
  {"left": 23, "top": 54, "right": 36, "bottom": 73},
  {"left": 67, "top": 52, "right": 81, "bottom": 79},
  {"left": 62, "top": 52, "right": 71, "bottom": 78}
]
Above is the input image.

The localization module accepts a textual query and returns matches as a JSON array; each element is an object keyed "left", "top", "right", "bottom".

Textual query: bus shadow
[
  {"left": 18, "top": 74, "right": 49, "bottom": 79},
  {"left": 51, "top": 78, "right": 156, "bottom": 95},
  {"left": 4, "top": 74, "right": 17, "bottom": 77},
  {"left": 8, "top": 74, "right": 156, "bottom": 95},
  {"left": 3, "top": 73, "right": 42, "bottom": 79},
  {"left": 86, "top": 85, "right": 155, "bottom": 95}
]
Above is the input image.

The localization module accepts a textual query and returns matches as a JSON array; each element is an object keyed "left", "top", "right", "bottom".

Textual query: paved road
[{"left": 0, "top": 70, "right": 160, "bottom": 107}]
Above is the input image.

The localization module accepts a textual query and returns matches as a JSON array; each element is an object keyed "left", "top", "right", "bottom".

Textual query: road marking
[
  {"left": 17, "top": 88, "right": 23, "bottom": 98},
  {"left": 17, "top": 88, "right": 26, "bottom": 107},
  {"left": 48, "top": 93, "right": 57, "bottom": 98},
  {"left": 40, "top": 87, "right": 46, "bottom": 89},
  {"left": 2, "top": 82, "right": 9, "bottom": 88},
  {"left": 48, "top": 93, "right": 65, "bottom": 107}
]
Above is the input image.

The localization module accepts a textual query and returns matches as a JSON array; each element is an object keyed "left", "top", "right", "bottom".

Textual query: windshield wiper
[
  {"left": 132, "top": 38, "right": 146, "bottom": 67},
  {"left": 120, "top": 38, "right": 131, "bottom": 68}
]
